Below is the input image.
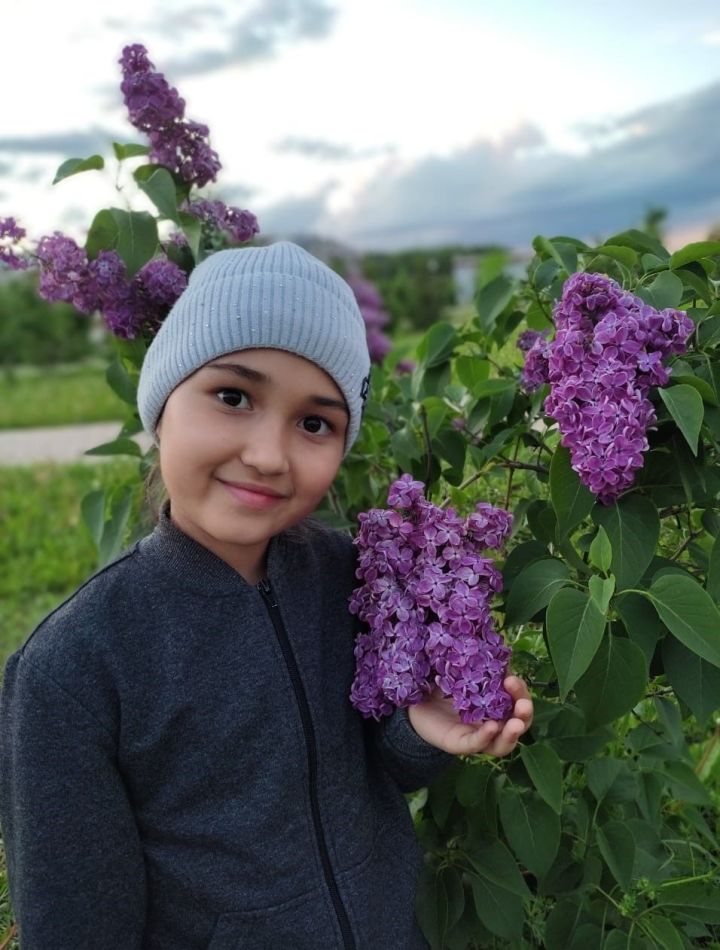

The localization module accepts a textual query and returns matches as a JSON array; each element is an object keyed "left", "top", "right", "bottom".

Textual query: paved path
[{"left": 0, "top": 422, "right": 153, "bottom": 465}]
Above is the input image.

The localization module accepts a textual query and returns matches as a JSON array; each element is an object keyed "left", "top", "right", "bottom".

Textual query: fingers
[{"left": 482, "top": 717, "right": 528, "bottom": 757}]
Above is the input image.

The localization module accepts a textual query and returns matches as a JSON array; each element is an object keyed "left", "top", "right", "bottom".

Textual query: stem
[
  {"left": 419, "top": 404, "right": 433, "bottom": 488},
  {"left": 503, "top": 438, "right": 521, "bottom": 510},
  {"left": 695, "top": 724, "right": 720, "bottom": 777},
  {"left": 497, "top": 458, "right": 549, "bottom": 474},
  {"left": 670, "top": 530, "right": 701, "bottom": 561},
  {"left": 439, "top": 469, "right": 487, "bottom": 509}
]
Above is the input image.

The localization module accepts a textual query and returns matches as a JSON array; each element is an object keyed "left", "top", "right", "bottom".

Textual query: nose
[{"left": 238, "top": 420, "right": 290, "bottom": 476}]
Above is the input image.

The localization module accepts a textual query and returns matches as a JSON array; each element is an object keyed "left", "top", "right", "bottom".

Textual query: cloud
[
  {"left": 256, "top": 182, "right": 337, "bottom": 236},
  {"left": 326, "top": 84, "right": 720, "bottom": 250},
  {"left": 0, "top": 128, "right": 115, "bottom": 157},
  {"left": 158, "top": 0, "right": 337, "bottom": 77},
  {"left": 273, "top": 136, "right": 394, "bottom": 161}
]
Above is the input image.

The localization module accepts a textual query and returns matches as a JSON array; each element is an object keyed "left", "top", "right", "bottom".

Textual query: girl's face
[{"left": 156, "top": 348, "right": 348, "bottom": 583}]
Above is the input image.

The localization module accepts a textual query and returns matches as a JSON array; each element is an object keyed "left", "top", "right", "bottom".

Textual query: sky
[{"left": 3, "top": 0, "right": 720, "bottom": 253}]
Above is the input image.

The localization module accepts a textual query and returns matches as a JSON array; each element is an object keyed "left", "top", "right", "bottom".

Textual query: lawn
[
  {"left": 0, "top": 361, "right": 127, "bottom": 429},
  {"left": 0, "top": 459, "right": 142, "bottom": 666}
]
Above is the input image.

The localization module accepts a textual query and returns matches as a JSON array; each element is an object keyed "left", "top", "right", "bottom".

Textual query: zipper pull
[{"left": 257, "top": 578, "right": 277, "bottom": 606}]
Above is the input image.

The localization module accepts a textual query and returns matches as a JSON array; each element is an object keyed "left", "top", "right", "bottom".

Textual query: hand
[{"left": 406, "top": 675, "right": 534, "bottom": 757}]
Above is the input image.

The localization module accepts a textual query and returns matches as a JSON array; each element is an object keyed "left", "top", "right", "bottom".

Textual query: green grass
[
  {"left": 0, "top": 459, "right": 141, "bottom": 666},
  {"left": 0, "top": 362, "right": 127, "bottom": 429}
]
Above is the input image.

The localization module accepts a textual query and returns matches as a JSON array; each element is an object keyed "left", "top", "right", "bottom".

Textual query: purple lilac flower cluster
[
  {"left": 0, "top": 217, "right": 29, "bottom": 271},
  {"left": 184, "top": 199, "right": 259, "bottom": 244},
  {"left": 520, "top": 273, "right": 694, "bottom": 503},
  {"left": 346, "top": 274, "right": 393, "bottom": 363},
  {"left": 349, "top": 474, "right": 513, "bottom": 724},
  {"left": 120, "top": 44, "right": 221, "bottom": 187},
  {"left": 35, "top": 233, "right": 187, "bottom": 338}
]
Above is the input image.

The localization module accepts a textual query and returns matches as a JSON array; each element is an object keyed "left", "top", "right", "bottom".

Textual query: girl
[{"left": 0, "top": 242, "right": 533, "bottom": 949}]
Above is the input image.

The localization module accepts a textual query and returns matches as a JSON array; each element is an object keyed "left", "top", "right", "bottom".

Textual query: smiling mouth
[{"left": 218, "top": 479, "right": 287, "bottom": 509}]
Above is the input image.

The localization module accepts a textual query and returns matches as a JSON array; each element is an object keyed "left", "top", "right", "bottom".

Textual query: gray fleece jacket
[{"left": 0, "top": 507, "right": 453, "bottom": 949}]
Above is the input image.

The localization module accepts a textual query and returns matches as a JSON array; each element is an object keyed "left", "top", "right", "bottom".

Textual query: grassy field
[
  {"left": 0, "top": 460, "right": 141, "bottom": 665},
  {"left": 0, "top": 362, "right": 127, "bottom": 429}
]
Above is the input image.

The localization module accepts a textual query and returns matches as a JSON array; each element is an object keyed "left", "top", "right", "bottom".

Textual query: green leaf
[
  {"left": 575, "top": 636, "right": 647, "bottom": 729},
  {"left": 589, "top": 575, "right": 615, "bottom": 614},
  {"left": 669, "top": 240, "right": 720, "bottom": 269},
  {"left": 519, "top": 743, "right": 563, "bottom": 815},
  {"left": 673, "top": 373, "right": 719, "bottom": 406},
  {"left": 499, "top": 790, "right": 560, "bottom": 878},
  {"left": 80, "top": 489, "right": 106, "bottom": 549},
  {"left": 178, "top": 210, "right": 202, "bottom": 260},
  {"left": 589, "top": 526, "right": 612, "bottom": 573},
  {"left": 106, "top": 359, "right": 138, "bottom": 406},
  {"left": 416, "top": 321, "right": 457, "bottom": 368},
  {"left": 658, "top": 384, "right": 704, "bottom": 455},
  {"left": 616, "top": 592, "right": 666, "bottom": 665},
  {"left": 597, "top": 820, "right": 635, "bottom": 890},
  {"left": 134, "top": 165, "right": 180, "bottom": 222},
  {"left": 640, "top": 915, "right": 685, "bottom": 950},
  {"left": 655, "top": 882, "right": 720, "bottom": 922},
  {"left": 592, "top": 495, "right": 660, "bottom": 590},
  {"left": 586, "top": 758, "right": 623, "bottom": 803},
  {"left": 469, "top": 874, "right": 523, "bottom": 942},
  {"left": 706, "top": 531, "right": 720, "bottom": 603},
  {"left": 112, "top": 142, "right": 150, "bottom": 160},
  {"left": 467, "top": 837, "right": 531, "bottom": 898},
  {"left": 662, "top": 637, "right": 720, "bottom": 723},
  {"left": 504, "top": 558, "right": 571, "bottom": 625},
  {"left": 594, "top": 244, "right": 639, "bottom": 268},
  {"left": 659, "top": 760, "right": 712, "bottom": 805},
  {"left": 475, "top": 275, "right": 514, "bottom": 334},
  {"left": 604, "top": 228, "right": 669, "bottom": 260},
  {"left": 647, "top": 574, "right": 720, "bottom": 668},
  {"left": 546, "top": 588, "right": 607, "bottom": 700},
  {"left": 467, "top": 378, "right": 515, "bottom": 400},
  {"left": 52, "top": 155, "right": 104, "bottom": 184},
  {"left": 532, "top": 236, "right": 578, "bottom": 274},
  {"left": 84, "top": 438, "right": 142, "bottom": 458},
  {"left": 454, "top": 355, "right": 490, "bottom": 391},
  {"left": 636, "top": 271, "right": 684, "bottom": 309},
  {"left": 98, "top": 486, "right": 134, "bottom": 566},
  {"left": 550, "top": 446, "right": 595, "bottom": 539},
  {"left": 110, "top": 209, "right": 159, "bottom": 277},
  {"left": 85, "top": 208, "right": 120, "bottom": 260}
]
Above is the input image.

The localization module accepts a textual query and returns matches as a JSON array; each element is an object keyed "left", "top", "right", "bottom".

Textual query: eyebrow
[{"left": 207, "top": 361, "right": 350, "bottom": 416}]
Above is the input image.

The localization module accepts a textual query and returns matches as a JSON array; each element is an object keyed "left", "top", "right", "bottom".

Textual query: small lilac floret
[{"left": 349, "top": 476, "right": 513, "bottom": 724}]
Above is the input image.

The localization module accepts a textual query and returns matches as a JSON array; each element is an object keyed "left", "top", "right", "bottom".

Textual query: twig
[
  {"left": 670, "top": 530, "right": 701, "bottom": 561},
  {"left": 503, "top": 438, "right": 521, "bottom": 510},
  {"left": 0, "top": 923, "right": 17, "bottom": 950},
  {"left": 419, "top": 404, "right": 433, "bottom": 489}
]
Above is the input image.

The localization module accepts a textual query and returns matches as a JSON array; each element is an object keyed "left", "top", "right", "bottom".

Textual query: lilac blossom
[
  {"left": 0, "top": 217, "right": 29, "bottom": 271},
  {"left": 519, "top": 272, "right": 694, "bottom": 503},
  {"left": 119, "top": 44, "right": 221, "bottom": 187},
  {"left": 350, "top": 474, "right": 513, "bottom": 724},
  {"left": 184, "top": 199, "right": 259, "bottom": 244},
  {"left": 346, "top": 273, "right": 393, "bottom": 364}
]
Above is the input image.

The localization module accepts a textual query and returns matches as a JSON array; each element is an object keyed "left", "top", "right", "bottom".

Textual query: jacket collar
[{"left": 137, "top": 501, "right": 292, "bottom": 598}]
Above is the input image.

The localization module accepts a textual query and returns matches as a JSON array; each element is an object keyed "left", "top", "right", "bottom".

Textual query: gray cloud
[
  {"left": 256, "top": 182, "right": 336, "bottom": 236},
  {"left": 0, "top": 128, "right": 116, "bottom": 157},
  {"left": 328, "top": 84, "right": 720, "bottom": 250},
  {"left": 159, "top": 0, "right": 337, "bottom": 77},
  {"left": 273, "top": 136, "right": 395, "bottom": 161},
  {"left": 104, "top": 6, "right": 225, "bottom": 42}
]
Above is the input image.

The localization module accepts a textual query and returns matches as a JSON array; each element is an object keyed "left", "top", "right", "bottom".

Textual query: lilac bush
[
  {"left": 520, "top": 272, "right": 694, "bottom": 503},
  {"left": 349, "top": 474, "right": 513, "bottom": 724},
  {"left": 346, "top": 274, "right": 393, "bottom": 363},
  {"left": 183, "top": 199, "right": 259, "bottom": 245}
]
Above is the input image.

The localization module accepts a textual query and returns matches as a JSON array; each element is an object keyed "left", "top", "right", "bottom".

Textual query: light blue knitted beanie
[{"left": 137, "top": 241, "right": 371, "bottom": 453}]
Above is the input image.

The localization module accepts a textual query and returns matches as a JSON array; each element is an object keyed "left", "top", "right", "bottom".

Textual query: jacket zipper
[{"left": 257, "top": 578, "right": 357, "bottom": 950}]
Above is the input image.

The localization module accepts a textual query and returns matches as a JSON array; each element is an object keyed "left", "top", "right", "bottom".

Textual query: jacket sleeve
[
  {"left": 365, "top": 707, "right": 454, "bottom": 793},
  {"left": 0, "top": 652, "right": 147, "bottom": 949}
]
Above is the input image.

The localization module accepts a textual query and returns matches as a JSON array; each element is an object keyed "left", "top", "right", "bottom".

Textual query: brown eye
[
  {"left": 301, "top": 416, "right": 332, "bottom": 435},
  {"left": 216, "top": 388, "right": 249, "bottom": 408}
]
